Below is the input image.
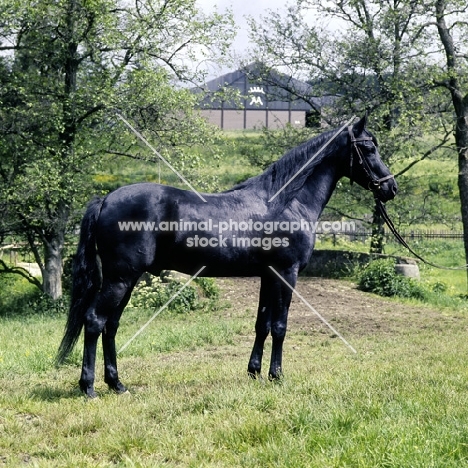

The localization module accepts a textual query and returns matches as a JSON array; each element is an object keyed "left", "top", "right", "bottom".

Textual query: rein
[{"left": 376, "top": 198, "right": 468, "bottom": 270}]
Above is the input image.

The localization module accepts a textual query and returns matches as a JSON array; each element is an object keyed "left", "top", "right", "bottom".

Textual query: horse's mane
[{"left": 226, "top": 128, "right": 343, "bottom": 204}]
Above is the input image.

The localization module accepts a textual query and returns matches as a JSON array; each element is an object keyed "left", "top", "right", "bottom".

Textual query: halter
[{"left": 348, "top": 126, "right": 394, "bottom": 191}]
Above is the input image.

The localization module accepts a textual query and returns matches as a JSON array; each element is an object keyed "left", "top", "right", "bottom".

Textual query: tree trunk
[
  {"left": 41, "top": 200, "right": 69, "bottom": 299},
  {"left": 43, "top": 230, "right": 64, "bottom": 299},
  {"left": 456, "top": 119, "right": 468, "bottom": 267},
  {"left": 434, "top": 0, "right": 468, "bottom": 271},
  {"left": 453, "top": 115, "right": 468, "bottom": 289},
  {"left": 370, "top": 201, "right": 385, "bottom": 254}
]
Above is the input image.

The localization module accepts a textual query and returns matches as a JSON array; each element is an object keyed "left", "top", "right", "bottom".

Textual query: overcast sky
[
  {"left": 198, "top": 0, "right": 295, "bottom": 76},
  {"left": 200, "top": 0, "right": 288, "bottom": 47},
  {"left": 197, "top": 0, "right": 336, "bottom": 78}
]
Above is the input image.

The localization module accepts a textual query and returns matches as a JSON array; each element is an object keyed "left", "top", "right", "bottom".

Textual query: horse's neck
[
  {"left": 231, "top": 147, "right": 343, "bottom": 217},
  {"left": 294, "top": 163, "right": 340, "bottom": 220}
]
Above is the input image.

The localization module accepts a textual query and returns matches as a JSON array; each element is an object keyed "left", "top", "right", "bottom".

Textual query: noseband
[{"left": 348, "top": 126, "right": 394, "bottom": 191}]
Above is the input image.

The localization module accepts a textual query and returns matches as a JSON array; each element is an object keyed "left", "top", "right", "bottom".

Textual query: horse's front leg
[
  {"left": 268, "top": 268, "right": 296, "bottom": 380},
  {"left": 248, "top": 277, "right": 272, "bottom": 379}
]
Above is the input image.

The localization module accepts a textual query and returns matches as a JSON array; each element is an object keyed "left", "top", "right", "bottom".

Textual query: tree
[
  {"left": 429, "top": 0, "right": 468, "bottom": 266},
  {"left": 0, "top": 0, "right": 234, "bottom": 299},
  {"left": 246, "top": 0, "right": 453, "bottom": 253}
]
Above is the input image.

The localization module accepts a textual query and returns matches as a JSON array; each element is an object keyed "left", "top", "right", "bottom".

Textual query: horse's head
[{"left": 346, "top": 115, "right": 397, "bottom": 203}]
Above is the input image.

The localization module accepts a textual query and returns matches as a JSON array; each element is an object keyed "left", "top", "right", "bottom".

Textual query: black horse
[{"left": 57, "top": 115, "right": 397, "bottom": 397}]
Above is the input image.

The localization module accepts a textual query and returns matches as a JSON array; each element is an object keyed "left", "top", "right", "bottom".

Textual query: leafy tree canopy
[{"left": 0, "top": 0, "right": 235, "bottom": 297}]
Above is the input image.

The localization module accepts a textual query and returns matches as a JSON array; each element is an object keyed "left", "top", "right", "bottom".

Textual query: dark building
[{"left": 196, "top": 65, "right": 328, "bottom": 130}]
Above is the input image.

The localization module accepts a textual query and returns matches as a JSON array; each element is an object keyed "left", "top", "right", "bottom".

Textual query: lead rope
[{"left": 376, "top": 199, "right": 468, "bottom": 270}]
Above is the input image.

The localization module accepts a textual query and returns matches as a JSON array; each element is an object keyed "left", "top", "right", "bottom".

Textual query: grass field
[{"left": 1, "top": 277, "right": 468, "bottom": 467}]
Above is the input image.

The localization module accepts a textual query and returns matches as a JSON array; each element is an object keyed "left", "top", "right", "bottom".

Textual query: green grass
[
  {"left": 2, "top": 281, "right": 468, "bottom": 466},
  {"left": 93, "top": 133, "right": 261, "bottom": 194}
]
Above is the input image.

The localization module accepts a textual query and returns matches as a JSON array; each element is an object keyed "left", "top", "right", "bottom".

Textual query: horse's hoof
[
  {"left": 268, "top": 371, "right": 284, "bottom": 382},
  {"left": 107, "top": 380, "right": 128, "bottom": 394},
  {"left": 82, "top": 387, "right": 98, "bottom": 399},
  {"left": 79, "top": 381, "right": 97, "bottom": 398},
  {"left": 248, "top": 370, "right": 264, "bottom": 381}
]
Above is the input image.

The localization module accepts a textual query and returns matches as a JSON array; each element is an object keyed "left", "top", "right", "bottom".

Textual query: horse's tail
[{"left": 56, "top": 197, "right": 104, "bottom": 365}]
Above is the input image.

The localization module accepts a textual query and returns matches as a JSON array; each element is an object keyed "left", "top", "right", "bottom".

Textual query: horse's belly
[
  {"left": 163, "top": 248, "right": 261, "bottom": 277},
  {"left": 159, "top": 237, "right": 299, "bottom": 277}
]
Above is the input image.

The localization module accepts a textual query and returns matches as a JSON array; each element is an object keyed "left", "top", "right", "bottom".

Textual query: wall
[
  {"left": 200, "top": 109, "right": 306, "bottom": 130},
  {"left": 302, "top": 249, "right": 419, "bottom": 278}
]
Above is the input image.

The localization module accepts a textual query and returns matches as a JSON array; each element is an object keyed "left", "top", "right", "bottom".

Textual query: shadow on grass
[{"left": 29, "top": 385, "right": 83, "bottom": 402}]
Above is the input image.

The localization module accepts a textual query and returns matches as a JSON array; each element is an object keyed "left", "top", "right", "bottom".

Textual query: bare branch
[
  {"left": 76, "top": 104, "right": 106, "bottom": 127},
  {"left": 0, "top": 259, "right": 42, "bottom": 290},
  {"left": 394, "top": 130, "right": 453, "bottom": 178}
]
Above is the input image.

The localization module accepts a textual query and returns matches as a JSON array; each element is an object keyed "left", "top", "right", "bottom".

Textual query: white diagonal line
[
  {"left": 268, "top": 116, "right": 356, "bottom": 202},
  {"left": 118, "top": 266, "right": 206, "bottom": 354},
  {"left": 268, "top": 266, "right": 357, "bottom": 354},
  {"left": 116, "top": 113, "right": 207, "bottom": 203}
]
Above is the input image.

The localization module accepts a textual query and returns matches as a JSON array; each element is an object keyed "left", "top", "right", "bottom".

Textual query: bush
[
  {"left": 195, "top": 277, "right": 220, "bottom": 300},
  {"left": 129, "top": 273, "right": 219, "bottom": 313},
  {"left": 431, "top": 281, "right": 448, "bottom": 294},
  {"left": 357, "top": 259, "right": 426, "bottom": 300},
  {"left": 28, "top": 294, "right": 70, "bottom": 316},
  {"left": 0, "top": 273, "right": 69, "bottom": 317},
  {"left": 0, "top": 273, "right": 39, "bottom": 317}
]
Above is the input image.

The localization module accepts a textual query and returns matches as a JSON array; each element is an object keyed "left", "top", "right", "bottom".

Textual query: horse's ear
[{"left": 353, "top": 114, "right": 367, "bottom": 134}]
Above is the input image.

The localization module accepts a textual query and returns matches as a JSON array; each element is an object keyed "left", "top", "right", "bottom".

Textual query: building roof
[{"left": 196, "top": 64, "right": 329, "bottom": 112}]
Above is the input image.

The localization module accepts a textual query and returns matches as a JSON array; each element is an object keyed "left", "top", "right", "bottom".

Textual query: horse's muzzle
[{"left": 375, "top": 177, "right": 398, "bottom": 202}]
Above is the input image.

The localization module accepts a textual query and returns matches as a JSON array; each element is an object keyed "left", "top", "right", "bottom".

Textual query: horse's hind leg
[
  {"left": 102, "top": 283, "right": 135, "bottom": 393},
  {"left": 79, "top": 297, "right": 103, "bottom": 398},
  {"left": 79, "top": 277, "right": 136, "bottom": 397}
]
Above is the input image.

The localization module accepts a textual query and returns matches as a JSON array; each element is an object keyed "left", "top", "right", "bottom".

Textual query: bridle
[
  {"left": 348, "top": 125, "right": 394, "bottom": 192},
  {"left": 347, "top": 126, "right": 468, "bottom": 270}
]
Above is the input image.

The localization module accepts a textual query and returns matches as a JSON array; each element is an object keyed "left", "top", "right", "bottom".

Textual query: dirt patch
[{"left": 217, "top": 277, "right": 466, "bottom": 339}]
